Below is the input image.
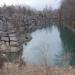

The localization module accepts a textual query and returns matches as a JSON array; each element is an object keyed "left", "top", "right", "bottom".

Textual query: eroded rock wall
[{"left": 0, "top": 16, "right": 22, "bottom": 53}]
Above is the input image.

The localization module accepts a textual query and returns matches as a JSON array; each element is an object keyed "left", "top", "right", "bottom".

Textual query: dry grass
[{"left": 0, "top": 63, "right": 75, "bottom": 75}]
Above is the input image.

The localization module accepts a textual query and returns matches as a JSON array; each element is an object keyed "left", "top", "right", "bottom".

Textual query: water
[{"left": 22, "top": 25, "right": 75, "bottom": 67}]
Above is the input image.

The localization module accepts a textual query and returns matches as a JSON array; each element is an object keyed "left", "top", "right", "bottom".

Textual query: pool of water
[{"left": 22, "top": 25, "right": 75, "bottom": 67}]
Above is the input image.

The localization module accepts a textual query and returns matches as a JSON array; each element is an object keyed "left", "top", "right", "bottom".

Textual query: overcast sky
[{"left": 0, "top": 0, "right": 61, "bottom": 10}]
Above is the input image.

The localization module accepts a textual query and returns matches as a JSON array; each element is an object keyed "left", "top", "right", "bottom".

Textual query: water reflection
[
  {"left": 22, "top": 25, "right": 75, "bottom": 67},
  {"left": 59, "top": 27, "right": 75, "bottom": 66}
]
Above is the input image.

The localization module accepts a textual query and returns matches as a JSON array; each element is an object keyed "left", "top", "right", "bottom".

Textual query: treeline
[
  {"left": 0, "top": 4, "right": 54, "bottom": 18},
  {"left": 59, "top": 0, "right": 75, "bottom": 28},
  {"left": 0, "top": 5, "right": 36, "bottom": 16}
]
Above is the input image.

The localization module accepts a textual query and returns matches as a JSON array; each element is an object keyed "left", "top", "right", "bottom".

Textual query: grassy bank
[{"left": 0, "top": 63, "right": 75, "bottom": 75}]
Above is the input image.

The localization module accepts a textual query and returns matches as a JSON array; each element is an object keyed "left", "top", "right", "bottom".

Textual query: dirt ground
[{"left": 0, "top": 63, "right": 75, "bottom": 75}]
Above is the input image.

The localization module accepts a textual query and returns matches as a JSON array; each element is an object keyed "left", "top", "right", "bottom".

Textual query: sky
[{"left": 0, "top": 0, "right": 61, "bottom": 10}]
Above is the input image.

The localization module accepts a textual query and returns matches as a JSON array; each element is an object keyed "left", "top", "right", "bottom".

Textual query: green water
[
  {"left": 59, "top": 26, "right": 75, "bottom": 66},
  {"left": 22, "top": 25, "right": 75, "bottom": 67}
]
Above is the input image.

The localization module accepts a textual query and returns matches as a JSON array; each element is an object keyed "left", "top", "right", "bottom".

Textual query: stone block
[
  {"left": 10, "top": 41, "right": 19, "bottom": 46},
  {"left": 0, "top": 31, "right": 8, "bottom": 36},
  {"left": 0, "top": 42, "right": 8, "bottom": 51},
  {"left": 9, "top": 34, "right": 16, "bottom": 37},
  {"left": 8, "top": 30, "right": 16, "bottom": 33},
  {"left": 1, "top": 37, "right": 9, "bottom": 41},
  {"left": 10, "top": 47, "right": 20, "bottom": 52},
  {"left": 6, "top": 42, "right": 9, "bottom": 46},
  {"left": 10, "top": 36, "right": 18, "bottom": 41}
]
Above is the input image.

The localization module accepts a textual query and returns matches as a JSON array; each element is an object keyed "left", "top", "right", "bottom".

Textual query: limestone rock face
[
  {"left": 0, "top": 15, "right": 42, "bottom": 52},
  {"left": 0, "top": 17, "right": 22, "bottom": 52}
]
